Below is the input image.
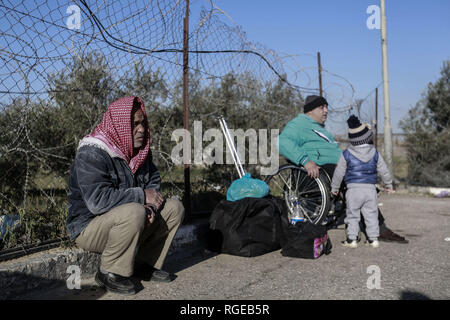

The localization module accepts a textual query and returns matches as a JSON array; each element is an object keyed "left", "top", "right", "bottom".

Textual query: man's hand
[
  {"left": 304, "top": 160, "right": 320, "bottom": 179},
  {"left": 144, "top": 206, "right": 156, "bottom": 226},
  {"left": 331, "top": 191, "right": 339, "bottom": 197},
  {"left": 144, "top": 189, "right": 164, "bottom": 211},
  {"left": 385, "top": 188, "right": 394, "bottom": 194}
]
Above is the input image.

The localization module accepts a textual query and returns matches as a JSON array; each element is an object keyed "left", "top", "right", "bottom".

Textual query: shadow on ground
[
  {"left": 0, "top": 272, "right": 106, "bottom": 300},
  {"left": 400, "top": 290, "right": 432, "bottom": 300},
  {"left": 2, "top": 243, "right": 218, "bottom": 300},
  {"left": 159, "top": 245, "right": 218, "bottom": 276}
]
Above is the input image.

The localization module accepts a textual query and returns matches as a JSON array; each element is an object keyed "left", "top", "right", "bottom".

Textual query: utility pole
[
  {"left": 183, "top": 0, "right": 191, "bottom": 217},
  {"left": 375, "top": 87, "right": 378, "bottom": 149},
  {"left": 380, "top": 0, "right": 394, "bottom": 178},
  {"left": 317, "top": 51, "right": 323, "bottom": 97}
]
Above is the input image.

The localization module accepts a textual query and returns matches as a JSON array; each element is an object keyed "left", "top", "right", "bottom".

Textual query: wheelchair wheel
[{"left": 264, "top": 164, "right": 332, "bottom": 225}]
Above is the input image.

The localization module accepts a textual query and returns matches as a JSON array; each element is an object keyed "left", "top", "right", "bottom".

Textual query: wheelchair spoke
[
  {"left": 270, "top": 172, "right": 293, "bottom": 194},
  {"left": 265, "top": 164, "right": 331, "bottom": 225},
  {"left": 301, "top": 200, "right": 323, "bottom": 207},
  {"left": 304, "top": 178, "right": 318, "bottom": 190},
  {"left": 281, "top": 170, "right": 294, "bottom": 191},
  {"left": 296, "top": 169, "right": 308, "bottom": 192},
  {"left": 301, "top": 196, "right": 323, "bottom": 203},
  {"left": 298, "top": 206, "right": 314, "bottom": 221},
  {"left": 294, "top": 169, "right": 301, "bottom": 195},
  {"left": 297, "top": 171, "right": 309, "bottom": 190},
  {"left": 298, "top": 188, "right": 322, "bottom": 195},
  {"left": 270, "top": 177, "right": 286, "bottom": 193},
  {"left": 301, "top": 198, "right": 323, "bottom": 206}
]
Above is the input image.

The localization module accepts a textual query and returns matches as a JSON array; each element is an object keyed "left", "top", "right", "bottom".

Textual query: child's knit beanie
[{"left": 347, "top": 115, "right": 373, "bottom": 146}]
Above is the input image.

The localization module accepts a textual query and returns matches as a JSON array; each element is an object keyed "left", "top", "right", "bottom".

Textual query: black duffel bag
[
  {"left": 207, "top": 196, "right": 283, "bottom": 257},
  {"left": 280, "top": 214, "right": 333, "bottom": 259}
]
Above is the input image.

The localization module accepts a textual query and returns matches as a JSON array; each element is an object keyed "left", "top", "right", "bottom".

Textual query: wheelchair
[{"left": 264, "top": 162, "right": 346, "bottom": 228}]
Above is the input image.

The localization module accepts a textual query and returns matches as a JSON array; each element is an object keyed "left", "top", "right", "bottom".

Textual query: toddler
[{"left": 331, "top": 115, "right": 393, "bottom": 248}]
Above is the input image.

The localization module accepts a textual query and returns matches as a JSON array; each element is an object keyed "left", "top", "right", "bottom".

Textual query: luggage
[
  {"left": 280, "top": 218, "right": 332, "bottom": 259},
  {"left": 212, "top": 115, "right": 331, "bottom": 259},
  {"left": 207, "top": 196, "right": 283, "bottom": 257}
]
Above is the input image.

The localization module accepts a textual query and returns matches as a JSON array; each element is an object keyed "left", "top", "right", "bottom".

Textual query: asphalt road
[{"left": 21, "top": 193, "right": 450, "bottom": 301}]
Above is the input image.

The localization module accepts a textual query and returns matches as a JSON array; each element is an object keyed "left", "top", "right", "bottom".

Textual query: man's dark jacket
[{"left": 67, "top": 137, "right": 161, "bottom": 240}]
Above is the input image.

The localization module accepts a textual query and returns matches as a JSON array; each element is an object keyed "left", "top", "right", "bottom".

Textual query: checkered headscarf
[{"left": 89, "top": 96, "right": 151, "bottom": 174}]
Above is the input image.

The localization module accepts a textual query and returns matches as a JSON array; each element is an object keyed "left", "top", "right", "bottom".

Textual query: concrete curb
[
  {"left": 0, "top": 219, "right": 209, "bottom": 299},
  {"left": 388, "top": 185, "right": 450, "bottom": 197},
  {"left": 405, "top": 186, "right": 450, "bottom": 197}
]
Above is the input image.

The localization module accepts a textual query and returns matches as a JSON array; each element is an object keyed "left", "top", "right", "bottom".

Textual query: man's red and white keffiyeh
[{"left": 86, "top": 96, "right": 151, "bottom": 174}]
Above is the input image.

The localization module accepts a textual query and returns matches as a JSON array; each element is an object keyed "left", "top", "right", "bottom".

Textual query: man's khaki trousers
[{"left": 75, "top": 197, "right": 185, "bottom": 277}]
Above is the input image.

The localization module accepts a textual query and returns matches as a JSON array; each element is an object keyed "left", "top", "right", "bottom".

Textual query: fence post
[
  {"left": 317, "top": 51, "right": 323, "bottom": 97},
  {"left": 183, "top": 0, "right": 191, "bottom": 217},
  {"left": 375, "top": 87, "right": 378, "bottom": 149}
]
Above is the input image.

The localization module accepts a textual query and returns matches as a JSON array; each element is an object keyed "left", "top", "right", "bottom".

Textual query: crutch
[{"left": 218, "top": 116, "right": 246, "bottom": 178}]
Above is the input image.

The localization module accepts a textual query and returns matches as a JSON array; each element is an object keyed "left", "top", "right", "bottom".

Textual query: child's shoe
[
  {"left": 366, "top": 239, "right": 380, "bottom": 248},
  {"left": 344, "top": 224, "right": 361, "bottom": 242},
  {"left": 341, "top": 237, "right": 358, "bottom": 248}
]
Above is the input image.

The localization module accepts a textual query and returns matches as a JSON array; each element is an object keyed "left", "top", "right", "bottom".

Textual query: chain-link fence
[{"left": 0, "top": 0, "right": 368, "bottom": 252}]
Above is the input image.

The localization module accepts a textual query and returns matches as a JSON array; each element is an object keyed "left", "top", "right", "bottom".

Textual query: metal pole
[
  {"left": 375, "top": 87, "right": 378, "bottom": 149},
  {"left": 183, "top": 0, "right": 191, "bottom": 217},
  {"left": 218, "top": 117, "right": 245, "bottom": 178},
  {"left": 380, "top": 0, "right": 394, "bottom": 178},
  {"left": 317, "top": 51, "right": 323, "bottom": 97}
]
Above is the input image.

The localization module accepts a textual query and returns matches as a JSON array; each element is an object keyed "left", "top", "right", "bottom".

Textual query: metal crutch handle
[
  {"left": 218, "top": 116, "right": 246, "bottom": 178},
  {"left": 218, "top": 117, "right": 245, "bottom": 178}
]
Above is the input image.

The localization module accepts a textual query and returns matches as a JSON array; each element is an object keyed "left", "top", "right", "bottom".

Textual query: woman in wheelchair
[{"left": 268, "top": 95, "right": 408, "bottom": 244}]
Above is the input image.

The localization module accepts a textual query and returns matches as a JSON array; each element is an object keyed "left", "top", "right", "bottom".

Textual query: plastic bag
[
  {"left": 0, "top": 214, "right": 20, "bottom": 240},
  {"left": 226, "top": 173, "right": 270, "bottom": 202}
]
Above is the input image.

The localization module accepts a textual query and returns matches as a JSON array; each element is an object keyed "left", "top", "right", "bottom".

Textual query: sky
[
  {"left": 207, "top": 0, "right": 450, "bottom": 133},
  {"left": 1, "top": 0, "right": 448, "bottom": 133}
]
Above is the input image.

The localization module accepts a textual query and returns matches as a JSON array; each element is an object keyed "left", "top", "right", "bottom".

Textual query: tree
[
  {"left": 116, "top": 61, "right": 173, "bottom": 168},
  {"left": 400, "top": 60, "right": 450, "bottom": 187},
  {"left": 44, "top": 51, "right": 120, "bottom": 175},
  {"left": 0, "top": 99, "right": 38, "bottom": 202}
]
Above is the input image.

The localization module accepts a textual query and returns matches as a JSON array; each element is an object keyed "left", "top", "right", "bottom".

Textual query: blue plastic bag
[
  {"left": 0, "top": 214, "right": 20, "bottom": 240},
  {"left": 226, "top": 173, "right": 270, "bottom": 202}
]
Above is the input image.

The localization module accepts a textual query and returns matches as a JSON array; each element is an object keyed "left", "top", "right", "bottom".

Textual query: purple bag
[{"left": 313, "top": 234, "right": 330, "bottom": 258}]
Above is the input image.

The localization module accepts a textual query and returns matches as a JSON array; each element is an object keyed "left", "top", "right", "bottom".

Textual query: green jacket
[{"left": 278, "top": 114, "right": 342, "bottom": 166}]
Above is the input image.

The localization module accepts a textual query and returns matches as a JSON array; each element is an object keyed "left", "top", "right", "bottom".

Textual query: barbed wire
[{"left": 0, "top": 0, "right": 371, "bottom": 250}]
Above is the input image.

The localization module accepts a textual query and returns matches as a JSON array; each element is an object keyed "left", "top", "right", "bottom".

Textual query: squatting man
[{"left": 67, "top": 96, "right": 185, "bottom": 295}]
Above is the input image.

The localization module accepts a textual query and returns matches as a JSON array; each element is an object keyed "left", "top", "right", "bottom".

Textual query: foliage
[
  {"left": 0, "top": 50, "right": 306, "bottom": 249},
  {"left": 400, "top": 60, "right": 450, "bottom": 187}
]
